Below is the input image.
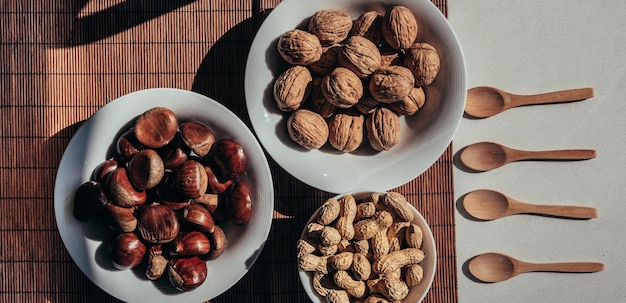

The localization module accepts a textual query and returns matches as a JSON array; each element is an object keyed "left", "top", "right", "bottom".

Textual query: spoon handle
[
  {"left": 522, "top": 261, "right": 605, "bottom": 274},
  {"left": 520, "top": 203, "right": 598, "bottom": 219},
  {"left": 514, "top": 149, "right": 597, "bottom": 161},
  {"left": 509, "top": 88, "right": 594, "bottom": 108}
]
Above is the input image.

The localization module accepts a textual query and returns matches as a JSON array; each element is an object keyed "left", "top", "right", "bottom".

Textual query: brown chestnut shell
[
  {"left": 110, "top": 232, "right": 147, "bottom": 270},
  {"left": 136, "top": 204, "right": 180, "bottom": 244},
  {"left": 168, "top": 256, "right": 208, "bottom": 292},
  {"left": 211, "top": 139, "right": 248, "bottom": 180}
]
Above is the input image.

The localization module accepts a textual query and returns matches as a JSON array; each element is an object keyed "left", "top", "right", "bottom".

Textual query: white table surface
[{"left": 449, "top": 0, "right": 626, "bottom": 302}]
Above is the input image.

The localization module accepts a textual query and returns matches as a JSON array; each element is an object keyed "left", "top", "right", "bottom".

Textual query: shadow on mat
[{"left": 49, "top": 0, "right": 200, "bottom": 46}]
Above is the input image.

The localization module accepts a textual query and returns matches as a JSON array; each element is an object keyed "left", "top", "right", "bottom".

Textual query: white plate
[
  {"left": 245, "top": 0, "right": 467, "bottom": 194},
  {"left": 298, "top": 191, "right": 437, "bottom": 303},
  {"left": 54, "top": 88, "right": 274, "bottom": 303}
]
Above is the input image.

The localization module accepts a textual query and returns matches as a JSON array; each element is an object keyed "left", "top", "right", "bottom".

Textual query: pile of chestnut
[{"left": 72, "top": 106, "right": 253, "bottom": 292}]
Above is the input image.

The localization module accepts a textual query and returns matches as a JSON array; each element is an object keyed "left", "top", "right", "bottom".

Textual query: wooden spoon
[
  {"left": 459, "top": 142, "right": 596, "bottom": 172},
  {"left": 465, "top": 86, "right": 594, "bottom": 118},
  {"left": 468, "top": 252, "right": 605, "bottom": 283},
  {"left": 462, "top": 189, "right": 598, "bottom": 220}
]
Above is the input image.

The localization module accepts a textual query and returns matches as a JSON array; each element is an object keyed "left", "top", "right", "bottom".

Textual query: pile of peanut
[
  {"left": 298, "top": 192, "right": 426, "bottom": 303},
  {"left": 274, "top": 6, "right": 441, "bottom": 152}
]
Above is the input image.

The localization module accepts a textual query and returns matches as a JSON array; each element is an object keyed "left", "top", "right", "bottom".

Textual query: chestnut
[
  {"left": 73, "top": 181, "right": 108, "bottom": 222},
  {"left": 103, "top": 203, "right": 137, "bottom": 233},
  {"left": 134, "top": 107, "right": 178, "bottom": 149},
  {"left": 127, "top": 149, "right": 165, "bottom": 190},
  {"left": 168, "top": 256, "right": 208, "bottom": 292},
  {"left": 156, "top": 173, "right": 191, "bottom": 211},
  {"left": 225, "top": 181, "right": 252, "bottom": 225},
  {"left": 91, "top": 158, "right": 118, "bottom": 183},
  {"left": 205, "top": 166, "right": 233, "bottom": 194},
  {"left": 116, "top": 128, "right": 143, "bottom": 160},
  {"left": 136, "top": 204, "right": 180, "bottom": 244},
  {"left": 211, "top": 139, "right": 248, "bottom": 180},
  {"left": 168, "top": 231, "right": 210, "bottom": 257},
  {"left": 145, "top": 245, "right": 168, "bottom": 280},
  {"left": 206, "top": 225, "right": 227, "bottom": 260},
  {"left": 180, "top": 121, "right": 216, "bottom": 157},
  {"left": 180, "top": 204, "right": 215, "bottom": 233},
  {"left": 192, "top": 193, "right": 219, "bottom": 213},
  {"left": 106, "top": 167, "right": 147, "bottom": 208},
  {"left": 110, "top": 232, "right": 147, "bottom": 270},
  {"left": 174, "top": 160, "right": 208, "bottom": 199}
]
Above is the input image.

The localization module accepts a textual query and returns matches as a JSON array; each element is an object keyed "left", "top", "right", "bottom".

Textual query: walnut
[
  {"left": 382, "top": 6, "right": 418, "bottom": 50},
  {"left": 277, "top": 29, "right": 323, "bottom": 65},
  {"left": 309, "top": 44, "right": 341, "bottom": 76},
  {"left": 389, "top": 87, "right": 425, "bottom": 116},
  {"left": 287, "top": 109, "right": 329, "bottom": 149},
  {"left": 321, "top": 67, "right": 364, "bottom": 109},
  {"left": 368, "top": 65, "right": 415, "bottom": 103},
  {"left": 366, "top": 107, "right": 400, "bottom": 151},
  {"left": 310, "top": 77, "right": 337, "bottom": 118},
  {"left": 354, "top": 93, "right": 380, "bottom": 115},
  {"left": 338, "top": 36, "right": 382, "bottom": 79},
  {"left": 350, "top": 11, "right": 383, "bottom": 45},
  {"left": 273, "top": 65, "right": 313, "bottom": 112},
  {"left": 404, "top": 42, "right": 440, "bottom": 86},
  {"left": 308, "top": 9, "right": 353, "bottom": 46},
  {"left": 328, "top": 111, "right": 365, "bottom": 153}
]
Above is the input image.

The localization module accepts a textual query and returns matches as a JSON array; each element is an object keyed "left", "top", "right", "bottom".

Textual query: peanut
[
  {"left": 386, "top": 221, "right": 410, "bottom": 252},
  {"left": 354, "top": 210, "right": 393, "bottom": 240},
  {"left": 297, "top": 238, "right": 317, "bottom": 258},
  {"left": 405, "top": 223, "right": 423, "bottom": 248},
  {"left": 369, "top": 277, "right": 409, "bottom": 301},
  {"left": 329, "top": 252, "right": 354, "bottom": 271},
  {"left": 355, "top": 202, "right": 376, "bottom": 221},
  {"left": 299, "top": 253, "right": 329, "bottom": 274},
  {"left": 326, "top": 289, "right": 351, "bottom": 303},
  {"left": 371, "top": 228, "right": 390, "bottom": 260},
  {"left": 404, "top": 264, "right": 424, "bottom": 286},
  {"left": 382, "top": 192, "right": 414, "bottom": 222},
  {"left": 320, "top": 226, "right": 342, "bottom": 246},
  {"left": 318, "top": 198, "right": 341, "bottom": 225},
  {"left": 351, "top": 253, "right": 372, "bottom": 281},
  {"left": 335, "top": 194, "right": 357, "bottom": 240},
  {"left": 334, "top": 270, "right": 366, "bottom": 298},
  {"left": 373, "top": 248, "right": 425, "bottom": 275}
]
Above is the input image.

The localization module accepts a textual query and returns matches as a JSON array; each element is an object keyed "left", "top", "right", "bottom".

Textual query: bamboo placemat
[{"left": 0, "top": 0, "right": 456, "bottom": 302}]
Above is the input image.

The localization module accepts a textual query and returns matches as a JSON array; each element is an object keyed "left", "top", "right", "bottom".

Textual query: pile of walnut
[
  {"left": 72, "top": 107, "right": 253, "bottom": 292},
  {"left": 274, "top": 6, "right": 441, "bottom": 152},
  {"left": 298, "top": 192, "right": 426, "bottom": 303}
]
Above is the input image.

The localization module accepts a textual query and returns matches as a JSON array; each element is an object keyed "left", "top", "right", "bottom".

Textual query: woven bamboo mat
[{"left": 0, "top": 0, "right": 456, "bottom": 302}]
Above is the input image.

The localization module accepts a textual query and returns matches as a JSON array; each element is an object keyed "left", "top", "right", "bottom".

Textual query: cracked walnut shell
[
  {"left": 328, "top": 111, "right": 365, "bottom": 153},
  {"left": 382, "top": 6, "right": 419, "bottom": 50},
  {"left": 273, "top": 65, "right": 313, "bottom": 112},
  {"left": 287, "top": 109, "right": 329, "bottom": 150},
  {"left": 321, "top": 67, "right": 364, "bottom": 109},
  {"left": 404, "top": 42, "right": 440, "bottom": 86},
  {"left": 366, "top": 107, "right": 401, "bottom": 151},
  {"left": 277, "top": 29, "right": 323, "bottom": 65},
  {"left": 308, "top": 9, "right": 353, "bottom": 46},
  {"left": 338, "top": 36, "right": 382, "bottom": 79},
  {"left": 369, "top": 65, "right": 415, "bottom": 103}
]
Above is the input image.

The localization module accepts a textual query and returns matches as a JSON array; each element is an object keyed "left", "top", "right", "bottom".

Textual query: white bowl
[
  {"left": 298, "top": 191, "right": 436, "bottom": 303},
  {"left": 245, "top": 0, "right": 466, "bottom": 194},
  {"left": 54, "top": 88, "right": 274, "bottom": 303}
]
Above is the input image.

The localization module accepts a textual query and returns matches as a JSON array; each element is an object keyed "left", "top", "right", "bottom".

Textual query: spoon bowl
[
  {"left": 465, "top": 86, "right": 594, "bottom": 118},
  {"left": 459, "top": 142, "right": 597, "bottom": 172},
  {"left": 462, "top": 189, "right": 598, "bottom": 220},
  {"left": 469, "top": 252, "right": 605, "bottom": 283}
]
